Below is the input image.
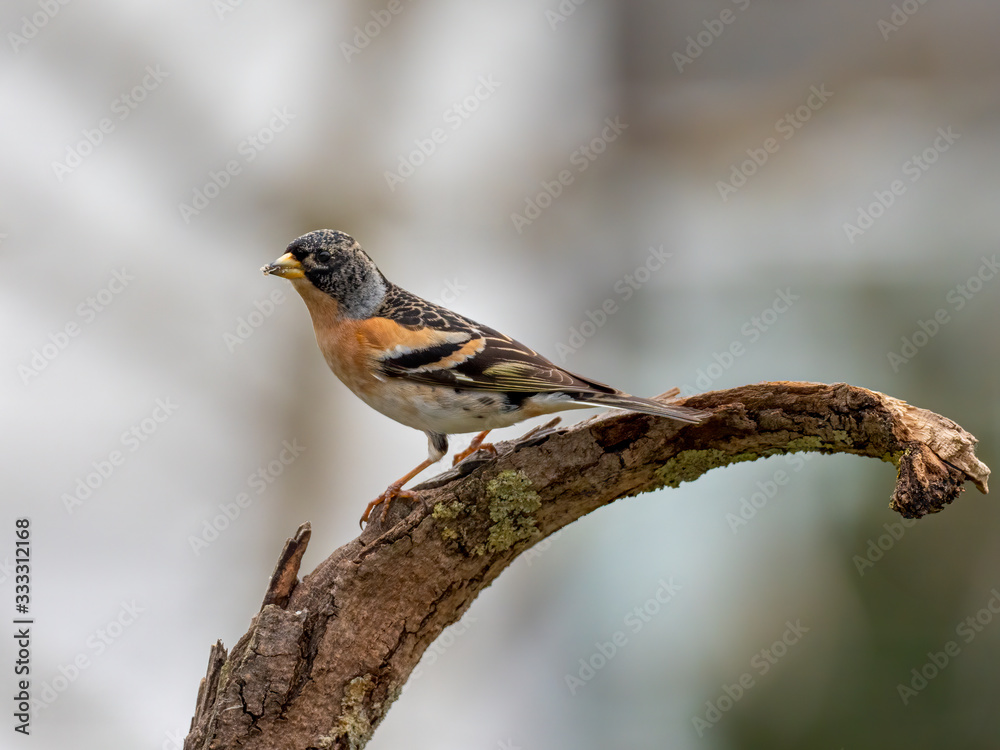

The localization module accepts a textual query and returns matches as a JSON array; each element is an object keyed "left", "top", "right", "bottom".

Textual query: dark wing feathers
[
  {"left": 377, "top": 283, "right": 596, "bottom": 393},
  {"left": 380, "top": 339, "right": 468, "bottom": 371},
  {"left": 581, "top": 394, "right": 710, "bottom": 423},
  {"left": 375, "top": 284, "right": 710, "bottom": 424},
  {"left": 377, "top": 283, "right": 471, "bottom": 331},
  {"left": 382, "top": 320, "right": 619, "bottom": 397},
  {"left": 454, "top": 326, "right": 618, "bottom": 394}
]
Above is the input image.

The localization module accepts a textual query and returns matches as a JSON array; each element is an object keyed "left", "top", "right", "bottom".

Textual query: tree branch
[{"left": 183, "top": 381, "right": 989, "bottom": 750}]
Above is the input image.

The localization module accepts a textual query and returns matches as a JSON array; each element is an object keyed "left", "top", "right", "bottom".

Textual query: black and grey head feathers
[{"left": 286, "top": 230, "right": 388, "bottom": 319}]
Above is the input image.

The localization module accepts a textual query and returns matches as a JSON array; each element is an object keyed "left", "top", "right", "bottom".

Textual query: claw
[
  {"left": 452, "top": 430, "right": 496, "bottom": 466},
  {"left": 360, "top": 455, "right": 437, "bottom": 528},
  {"left": 360, "top": 485, "right": 418, "bottom": 528}
]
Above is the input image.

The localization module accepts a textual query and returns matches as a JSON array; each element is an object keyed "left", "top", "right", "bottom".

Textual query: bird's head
[{"left": 262, "top": 230, "right": 388, "bottom": 318}]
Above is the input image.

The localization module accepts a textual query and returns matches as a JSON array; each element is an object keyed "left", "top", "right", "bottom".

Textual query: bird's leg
[
  {"left": 452, "top": 430, "right": 496, "bottom": 466},
  {"left": 360, "top": 456, "right": 437, "bottom": 528}
]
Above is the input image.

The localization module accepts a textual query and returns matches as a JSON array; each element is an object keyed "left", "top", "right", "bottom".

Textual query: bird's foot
[
  {"left": 452, "top": 430, "right": 497, "bottom": 466},
  {"left": 360, "top": 485, "right": 418, "bottom": 528},
  {"left": 360, "top": 456, "right": 438, "bottom": 528}
]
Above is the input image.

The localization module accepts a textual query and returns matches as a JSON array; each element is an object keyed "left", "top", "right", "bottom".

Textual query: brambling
[{"left": 262, "top": 230, "right": 710, "bottom": 526}]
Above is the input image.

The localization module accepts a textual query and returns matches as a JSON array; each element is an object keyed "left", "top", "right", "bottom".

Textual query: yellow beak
[{"left": 261, "top": 252, "right": 304, "bottom": 279}]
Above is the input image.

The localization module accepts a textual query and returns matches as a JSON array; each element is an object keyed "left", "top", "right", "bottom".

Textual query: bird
[{"left": 261, "top": 230, "right": 710, "bottom": 526}]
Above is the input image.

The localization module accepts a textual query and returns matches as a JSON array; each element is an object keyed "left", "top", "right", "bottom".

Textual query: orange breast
[{"left": 292, "top": 279, "right": 466, "bottom": 399}]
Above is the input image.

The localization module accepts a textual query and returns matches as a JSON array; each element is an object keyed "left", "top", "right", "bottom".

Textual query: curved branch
[{"left": 183, "top": 381, "right": 989, "bottom": 750}]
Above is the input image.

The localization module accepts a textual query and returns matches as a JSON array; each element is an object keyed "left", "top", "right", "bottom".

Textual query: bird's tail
[{"left": 578, "top": 392, "right": 711, "bottom": 424}]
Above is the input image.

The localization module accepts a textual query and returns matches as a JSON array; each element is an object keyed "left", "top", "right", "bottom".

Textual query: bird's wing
[
  {"left": 378, "top": 321, "right": 617, "bottom": 395},
  {"left": 371, "top": 285, "right": 710, "bottom": 424},
  {"left": 370, "top": 283, "right": 611, "bottom": 394}
]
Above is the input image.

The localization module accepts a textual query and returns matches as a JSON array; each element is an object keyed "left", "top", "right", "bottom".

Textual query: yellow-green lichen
[
  {"left": 653, "top": 436, "right": 864, "bottom": 490},
  {"left": 655, "top": 449, "right": 759, "bottom": 488},
  {"left": 485, "top": 470, "right": 541, "bottom": 552},
  {"left": 882, "top": 448, "right": 905, "bottom": 465},
  {"left": 432, "top": 500, "right": 466, "bottom": 521},
  {"left": 433, "top": 501, "right": 467, "bottom": 542},
  {"left": 785, "top": 436, "right": 828, "bottom": 452},
  {"left": 317, "top": 674, "right": 375, "bottom": 750}
]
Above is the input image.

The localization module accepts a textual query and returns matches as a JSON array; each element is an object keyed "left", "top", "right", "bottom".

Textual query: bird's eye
[{"left": 316, "top": 251, "right": 331, "bottom": 264}]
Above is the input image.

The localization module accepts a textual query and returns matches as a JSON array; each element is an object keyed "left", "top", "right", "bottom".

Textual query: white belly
[{"left": 356, "top": 382, "right": 589, "bottom": 436}]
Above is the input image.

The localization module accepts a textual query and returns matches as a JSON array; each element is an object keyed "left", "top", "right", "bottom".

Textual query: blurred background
[{"left": 1, "top": 1, "right": 998, "bottom": 748}]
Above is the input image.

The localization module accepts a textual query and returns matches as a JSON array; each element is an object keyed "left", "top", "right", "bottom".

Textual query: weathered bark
[{"left": 184, "top": 381, "right": 989, "bottom": 750}]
